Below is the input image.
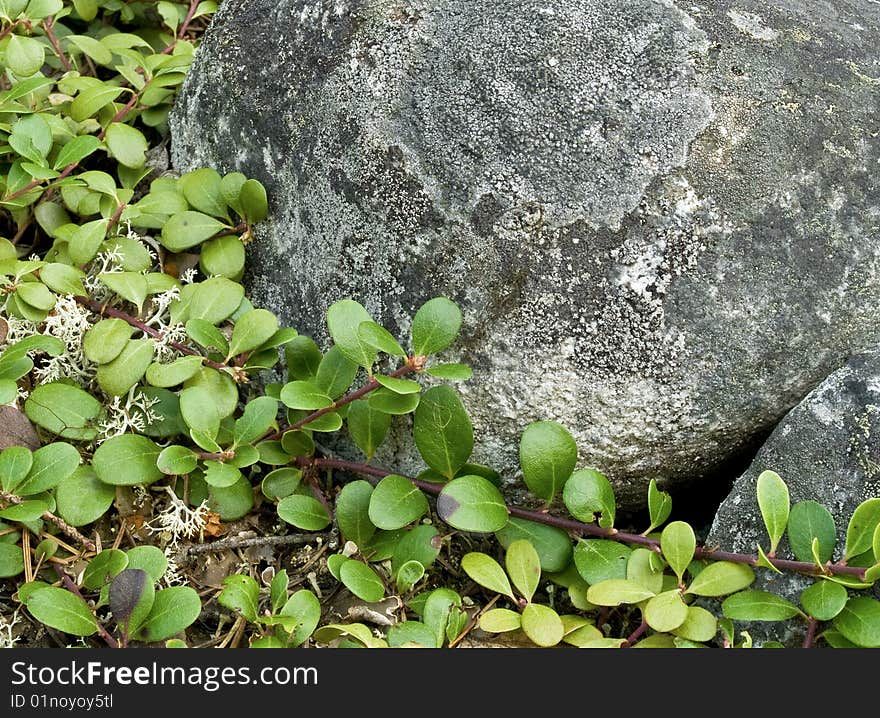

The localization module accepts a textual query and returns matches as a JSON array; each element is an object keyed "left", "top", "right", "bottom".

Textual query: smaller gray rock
[{"left": 706, "top": 349, "right": 880, "bottom": 647}]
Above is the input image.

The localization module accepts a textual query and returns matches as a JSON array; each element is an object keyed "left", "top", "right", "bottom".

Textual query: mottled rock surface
[
  {"left": 706, "top": 349, "right": 880, "bottom": 647},
  {"left": 170, "top": 0, "right": 880, "bottom": 509}
]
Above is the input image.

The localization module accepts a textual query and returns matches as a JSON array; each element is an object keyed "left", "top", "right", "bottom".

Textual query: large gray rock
[
  {"left": 170, "top": 0, "right": 880, "bottom": 509},
  {"left": 706, "top": 349, "right": 880, "bottom": 647}
]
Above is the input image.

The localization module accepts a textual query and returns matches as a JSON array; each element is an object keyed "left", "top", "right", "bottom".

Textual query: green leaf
[
  {"left": 260, "top": 468, "right": 302, "bottom": 501},
  {"left": 844, "top": 498, "right": 880, "bottom": 561},
  {"left": 160, "top": 211, "right": 227, "bottom": 252},
  {"left": 644, "top": 590, "right": 689, "bottom": 632},
  {"left": 425, "top": 363, "right": 472, "bottom": 381},
  {"left": 721, "top": 589, "right": 804, "bottom": 621},
  {"left": 755, "top": 544, "right": 783, "bottom": 575},
  {"left": 660, "top": 521, "right": 696, "bottom": 583},
  {"left": 387, "top": 620, "right": 438, "bottom": 647},
  {"left": 203, "top": 461, "right": 242, "bottom": 489},
  {"left": 6, "top": 34, "right": 46, "bottom": 77},
  {"left": 65, "top": 33, "right": 112, "bottom": 66},
  {"left": 521, "top": 603, "right": 564, "bottom": 647},
  {"left": 70, "top": 84, "right": 125, "bottom": 123},
  {"left": 646, "top": 478, "right": 672, "bottom": 533},
  {"left": 460, "top": 553, "right": 515, "bottom": 601},
  {"left": 496, "top": 518, "right": 573, "bottom": 573},
  {"left": 0, "top": 500, "right": 48, "bottom": 521},
  {"left": 157, "top": 445, "right": 198, "bottom": 476},
  {"left": 73, "top": 0, "right": 98, "bottom": 22},
  {"left": 368, "top": 474, "right": 428, "bottom": 530},
  {"left": 562, "top": 468, "right": 615, "bottom": 528},
  {"left": 671, "top": 606, "right": 718, "bottom": 643},
  {"left": 413, "top": 385, "right": 473, "bottom": 479},
  {"left": 395, "top": 560, "right": 426, "bottom": 594},
  {"left": 134, "top": 586, "right": 202, "bottom": 642},
  {"left": 479, "top": 608, "right": 522, "bottom": 634},
  {"left": 787, "top": 500, "right": 836, "bottom": 564},
  {"left": 179, "top": 168, "right": 227, "bottom": 219},
  {"left": 17, "top": 442, "right": 80, "bottom": 495},
  {"left": 519, "top": 420, "right": 578, "bottom": 503},
  {"left": 179, "top": 385, "right": 220, "bottom": 439},
  {"left": 279, "top": 380, "right": 333, "bottom": 411},
  {"left": 227, "top": 308, "right": 278, "bottom": 360},
  {"left": 0, "top": 447, "right": 32, "bottom": 493},
  {"left": 38, "top": 263, "right": 86, "bottom": 296},
  {"left": 24, "top": 382, "right": 101, "bottom": 440},
  {"left": 98, "top": 272, "right": 148, "bottom": 313},
  {"left": 391, "top": 525, "right": 441, "bottom": 579},
  {"left": 277, "top": 495, "right": 331, "bottom": 531},
  {"left": 346, "top": 399, "right": 391, "bottom": 461},
  {"left": 278, "top": 589, "right": 321, "bottom": 647},
  {"left": 239, "top": 178, "right": 268, "bottom": 224},
  {"left": 125, "top": 545, "right": 168, "bottom": 584},
  {"left": 423, "top": 588, "right": 464, "bottom": 648},
  {"left": 145, "top": 355, "right": 203, "bottom": 388},
  {"left": 573, "top": 539, "right": 632, "bottom": 584},
  {"left": 312, "top": 345, "right": 356, "bottom": 401},
  {"left": 626, "top": 548, "right": 665, "bottom": 595},
  {"left": 411, "top": 297, "right": 462, "bottom": 356},
  {"left": 82, "top": 549, "right": 129, "bottom": 590},
  {"left": 756, "top": 469, "right": 789, "bottom": 555},
  {"left": 16, "top": 281, "right": 55, "bottom": 311},
  {"left": 96, "top": 338, "right": 154, "bottom": 396},
  {"left": 374, "top": 374, "right": 421, "bottom": 394},
  {"left": 185, "top": 319, "right": 229, "bottom": 356},
  {"left": 284, "top": 335, "right": 322, "bottom": 380},
  {"left": 357, "top": 321, "right": 406, "bottom": 357},
  {"left": 183, "top": 367, "right": 238, "bottom": 419},
  {"left": 218, "top": 574, "right": 259, "bottom": 622},
  {"left": 801, "top": 580, "right": 848, "bottom": 621},
  {"left": 53, "top": 134, "right": 103, "bottom": 171},
  {"left": 326, "top": 299, "right": 378, "bottom": 370},
  {"left": 25, "top": 0, "right": 63, "bottom": 19},
  {"left": 233, "top": 396, "right": 278, "bottom": 446},
  {"left": 832, "top": 597, "right": 880, "bottom": 648},
  {"left": 585, "top": 578, "right": 656, "bottom": 606},
  {"left": 269, "top": 569, "right": 289, "bottom": 613},
  {"left": 69, "top": 218, "right": 109, "bottom": 265},
  {"left": 684, "top": 562, "right": 755, "bottom": 597},
  {"left": 0, "top": 544, "right": 24, "bottom": 578},
  {"left": 200, "top": 235, "right": 245, "bottom": 279},
  {"left": 82, "top": 319, "right": 131, "bottom": 366},
  {"left": 436, "top": 475, "right": 508, "bottom": 533},
  {"left": 104, "top": 123, "right": 148, "bottom": 169},
  {"left": 92, "top": 434, "right": 162, "bottom": 486},
  {"left": 0, "top": 380, "right": 15, "bottom": 405},
  {"left": 505, "top": 539, "right": 541, "bottom": 603},
  {"left": 368, "top": 388, "right": 420, "bottom": 415},
  {"left": 335, "top": 480, "right": 375, "bottom": 548},
  {"left": 54, "top": 466, "right": 115, "bottom": 527},
  {"left": 339, "top": 560, "right": 386, "bottom": 603},
  {"left": 25, "top": 587, "right": 97, "bottom": 636}
]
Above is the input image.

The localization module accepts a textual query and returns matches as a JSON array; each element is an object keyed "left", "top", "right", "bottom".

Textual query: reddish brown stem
[
  {"left": 262, "top": 363, "right": 418, "bottom": 442},
  {"left": 161, "top": 0, "right": 201, "bottom": 54},
  {"left": 43, "top": 17, "right": 71, "bottom": 71},
  {"left": 803, "top": 617, "right": 818, "bottom": 648},
  {"left": 73, "top": 295, "right": 233, "bottom": 374},
  {"left": 622, "top": 620, "right": 649, "bottom": 648},
  {"left": 0, "top": 22, "right": 16, "bottom": 42},
  {"left": 302, "top": 457, "right": 870, "bottom": 581}
]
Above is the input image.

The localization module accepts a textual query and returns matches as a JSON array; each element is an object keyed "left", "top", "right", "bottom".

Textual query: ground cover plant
[{"left": 1, "top": 0, "right": 879, "bottom": 650}]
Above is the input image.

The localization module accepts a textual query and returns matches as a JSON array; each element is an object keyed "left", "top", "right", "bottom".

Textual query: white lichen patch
[{"left": 727, "top": 10, "right": 780, "bottom": 42}]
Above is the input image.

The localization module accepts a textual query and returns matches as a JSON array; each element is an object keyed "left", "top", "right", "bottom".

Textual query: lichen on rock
[{"left": 170, "top": 0, "right": 880, "bottom": 509}]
